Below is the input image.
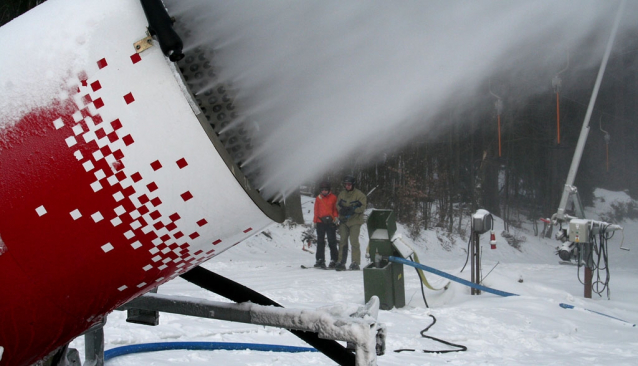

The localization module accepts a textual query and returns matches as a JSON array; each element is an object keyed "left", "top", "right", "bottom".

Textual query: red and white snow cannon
[{"left": 0, "top": 1, "right": 284, "bottom": 364}]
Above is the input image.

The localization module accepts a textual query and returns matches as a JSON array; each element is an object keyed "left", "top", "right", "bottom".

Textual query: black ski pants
[{"left": 316, "top": 222, "right": 338, "bottom": 264}]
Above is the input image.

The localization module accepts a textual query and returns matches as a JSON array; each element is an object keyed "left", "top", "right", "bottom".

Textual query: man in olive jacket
[{"left": 335, "top": 175, "right": 366, "bottom": 271}]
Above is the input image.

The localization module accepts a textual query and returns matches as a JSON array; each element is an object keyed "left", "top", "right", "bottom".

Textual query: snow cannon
[
  {"left": 470, "top": 209, "right": 494, "bottom": 294},
  {"left": 472, "top": 209, "right": 494, "bottom": 235},
  {"left": 0, "top": 1, "right": 284, "bottom": 365}
]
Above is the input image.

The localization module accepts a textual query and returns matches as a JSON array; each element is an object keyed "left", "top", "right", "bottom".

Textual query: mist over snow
[
  {"left": 71, "top": 189, "right": 638, "bottom": 365},
  {"left": 166, "top": 0, "right": 637, "bottom": 198}
]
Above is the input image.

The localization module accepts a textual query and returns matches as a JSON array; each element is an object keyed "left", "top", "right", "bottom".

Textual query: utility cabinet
[
  {"left": 569, "top": 218, "right": 591, "bottom": 243},
  {"left": 363, "top": 210, "right": 405, "bottom": 310}
]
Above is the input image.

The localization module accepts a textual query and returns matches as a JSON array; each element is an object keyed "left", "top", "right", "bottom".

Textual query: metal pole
[
  {"left": 471, "top": 232, "right": 481, "bottom": 295},
  {"left": 584, "top": 266, "right": 593, "bottom": 299},
  {"left": 582, "top": 242, "right": 594, "bottom": 299},
  {"left": 556, "top": 92, "right": 561, "bottom": 144},
  {"left": 471, "top": 233, "right": 475, "bottom": 294},
  {"left": 84, "top": 324, "right": 104, "bottom": 366}
]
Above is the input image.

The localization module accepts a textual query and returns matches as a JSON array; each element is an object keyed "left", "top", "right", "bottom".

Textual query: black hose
[
  {"left": 409, "top": 255, "right": 429, "bottom": 308},
  {"left": 180, "top": 266, "right": 356, "bottom": 366},
  {"left": 394, "top": 315, "right": 467, "bottom": 354},
  {"left": 576, "top": 226, "right": 611, "bottom": 298},
  {"left": 460, "top": 234, "right": 472, "bottom": 273}
]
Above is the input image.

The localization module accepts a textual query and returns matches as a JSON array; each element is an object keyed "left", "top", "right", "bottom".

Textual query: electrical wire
[
  {"left": 480, "top": 262, "right": 499, "bottom": 284},
  {"left": 576, "top": 224, "right": 611, "bottom": 299},
  {"left": 594, "top": 224, "right": 611, "bottom": 299},
  {"left": 460, "top": 232, "right": 472, "bottom": 273},
  {"left": 395, "top": 257, "right": 467, "bottom": 355},
  {"left": 394, "top": 315, "right": 467, "bottom": 354},
  {"left": 409, "top": 254, "right": 429, "bottom": 309}
]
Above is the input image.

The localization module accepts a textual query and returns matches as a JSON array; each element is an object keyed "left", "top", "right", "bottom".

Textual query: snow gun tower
[
  {"left": 551, "top": 0, "right": 626, "bottom": 299},
  {"left": 0, "top": 1, "right": 383, "bottom": 365},
  {"left": 470, "top": 210, "right": 496, "bottom": 295}
]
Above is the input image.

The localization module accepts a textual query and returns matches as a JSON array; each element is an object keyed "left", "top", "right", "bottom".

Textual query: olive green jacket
[{"left": 337, "top": 188, "right": 367, "bottom": 226}]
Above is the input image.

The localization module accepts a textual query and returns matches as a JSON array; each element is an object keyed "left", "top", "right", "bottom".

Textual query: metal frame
[{"left": 83, "top": 293, "right": 385, "bottom": 366}]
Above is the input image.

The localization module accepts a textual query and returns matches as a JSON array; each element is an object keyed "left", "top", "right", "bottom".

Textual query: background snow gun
[{"left": 549, "top": 0, "right": 626, "bottom": 299}]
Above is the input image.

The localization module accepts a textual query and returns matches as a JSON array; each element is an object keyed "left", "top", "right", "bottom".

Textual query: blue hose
[
  {"left": 104, "top": 342, "right": 318, "bottom": 362},
  {"left": 389, "top": 256, "right": 519, "bottom": 297},
  {"left": 390, "top": 256, "right": 637, "bottom": 327}
]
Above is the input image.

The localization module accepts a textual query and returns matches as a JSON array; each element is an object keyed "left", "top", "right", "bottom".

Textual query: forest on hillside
[{"left": 320, "top": 30, "right": 638, "bottom": 238}]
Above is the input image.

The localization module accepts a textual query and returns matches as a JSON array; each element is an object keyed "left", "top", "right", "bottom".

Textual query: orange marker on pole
[
  {"left": 497, "top": 114, "right": 502, "bottom": 157},
  {"left": 556, "top": 92, "right": 561, "bottom": 144}
]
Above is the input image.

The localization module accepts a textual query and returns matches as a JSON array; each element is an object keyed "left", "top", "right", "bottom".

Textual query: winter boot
[
  {"left": 349, "top": 263, "right": 360, "bottom": 271},
  {"left": 314, "top": 260, "right": 326, "bottom": 269},
  {"left": 328, "top": 260, "right": 337, "bottom": 269},
  {"left": 335, "top": 263, "right": 347, "bottom": 271}
]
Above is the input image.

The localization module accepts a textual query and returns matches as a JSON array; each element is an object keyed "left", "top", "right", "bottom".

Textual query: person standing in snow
[
  {"left": 313, "top": 181, "right": 339, "bottom": 269},
  {"left": 335, "top": 175, "right": 366, "bottom": 271}
]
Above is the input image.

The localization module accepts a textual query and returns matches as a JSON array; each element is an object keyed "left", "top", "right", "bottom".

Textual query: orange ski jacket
[{"left": 313, "top": 193, "right": 338, "bottom": 224}]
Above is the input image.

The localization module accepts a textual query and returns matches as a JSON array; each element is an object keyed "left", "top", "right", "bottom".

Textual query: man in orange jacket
[{"left": 313, "top": 181, "right": 339, "bottom": 269}]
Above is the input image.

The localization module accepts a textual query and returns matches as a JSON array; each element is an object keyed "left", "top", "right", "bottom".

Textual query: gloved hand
[
  {"left": 340, "top": 206, "right": 355, "bottom": 217},
  {"left": 333, "top": 217, "right": 340, "bottom": 225}
]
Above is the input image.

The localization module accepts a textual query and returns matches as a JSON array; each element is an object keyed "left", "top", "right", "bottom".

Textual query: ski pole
[{"left": 559, "top": 303, "right": 635, "bottom": 327}]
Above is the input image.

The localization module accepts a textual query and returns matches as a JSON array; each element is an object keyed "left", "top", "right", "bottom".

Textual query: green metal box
[
  {"left": 367, "top": 210, "right": 397, "bottom": 242},
  {"left": 363, "top": 209, "right": 405, "bottom": 310},
  {"left": 363, "top": 262, "right": 405, "bottom": 310}
]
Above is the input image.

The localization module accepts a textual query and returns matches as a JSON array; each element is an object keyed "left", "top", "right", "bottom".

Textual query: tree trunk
[{"left": 285, "top": 187, "right": 305, "bottom": 224}]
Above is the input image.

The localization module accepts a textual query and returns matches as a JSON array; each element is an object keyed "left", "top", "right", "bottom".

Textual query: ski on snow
[{"left": 301, "top": 264, "right": 331, "bottom": 270}]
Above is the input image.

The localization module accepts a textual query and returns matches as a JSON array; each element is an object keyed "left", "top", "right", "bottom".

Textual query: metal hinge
[{"left": 134, "top": 31, "right": 153, "bottom": 53}]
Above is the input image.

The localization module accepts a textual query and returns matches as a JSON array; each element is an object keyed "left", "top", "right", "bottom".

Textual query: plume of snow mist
[{"left": 165, "top": 0, "right": 635, "bottom": 199}]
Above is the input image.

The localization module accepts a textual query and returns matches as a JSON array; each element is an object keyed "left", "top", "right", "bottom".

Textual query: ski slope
[{"left": 71, "top": 189, "right": 638, "bottom": 365}]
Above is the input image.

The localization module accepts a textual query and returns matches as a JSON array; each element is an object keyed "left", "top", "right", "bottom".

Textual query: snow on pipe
[
  {"left": 388, "top": 256, "right": 519, "bottom": 297},
  {"left": 104, "top": 342, "right": 318, "bottom": 362},
  {"left": 121, "top": 289, "right": 381, "bottom": 366}
]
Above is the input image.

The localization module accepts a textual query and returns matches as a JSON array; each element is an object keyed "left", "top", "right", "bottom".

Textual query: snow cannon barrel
[{"left": 0, "top": 1, "right": 283, "bottom": 365}]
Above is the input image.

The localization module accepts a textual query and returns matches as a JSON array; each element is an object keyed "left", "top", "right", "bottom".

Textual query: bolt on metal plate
[{"left": 134, "top": 33, "right": 153, "bottom": 53}]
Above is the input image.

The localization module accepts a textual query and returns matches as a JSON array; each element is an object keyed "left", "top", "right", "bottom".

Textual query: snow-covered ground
[{"left": 71, "top": 188, "right": 638, "bottom": 365}]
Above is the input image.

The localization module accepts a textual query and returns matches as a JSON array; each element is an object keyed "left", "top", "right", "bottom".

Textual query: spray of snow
[
  {"left": 2, "top": 0, "right": 635, "bottom": 199},
  {"left": 165, "top": 0, "right": 635, "bottom": 197}
]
